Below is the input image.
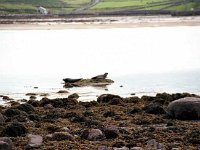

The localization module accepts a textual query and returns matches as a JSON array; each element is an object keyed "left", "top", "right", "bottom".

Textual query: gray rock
[
  {"left": 147, "top": 139, "right": 166, "bottom": 150},
  {"left": 98, "top": 145, "right": 109, "bottom": 150},
  {"left": 26, "top": 134, "right": 43, "bottom": 148},
  {"left": 167, "top": 97, "right": 200, "bottom": 120},
  {"left": 113, "top": 147, "right": 129, "bottom": 150},
  {"left": 104, "top": 125, "right": 119, "bottom": 139},
  {"left": 0, "top": 137, "right": 13, "bottom": 150},
  {"left": 88, "top": 129, "right": 104, "bottom": 140},
  {"left": 171, "top": 148, "right": 179, "bottom": 150},
  {"left": 44, "top": 104, "right": 54, "bottom": 109}
]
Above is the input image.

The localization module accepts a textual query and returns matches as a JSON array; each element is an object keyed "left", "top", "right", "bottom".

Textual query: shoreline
[{"left": 0, "top": 15, "right": 200, "bottom": 30}]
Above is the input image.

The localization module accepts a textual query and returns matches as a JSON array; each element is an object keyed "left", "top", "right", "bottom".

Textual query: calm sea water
[{"left": 0, "top": 26, "right": 200, "bottom": 104}]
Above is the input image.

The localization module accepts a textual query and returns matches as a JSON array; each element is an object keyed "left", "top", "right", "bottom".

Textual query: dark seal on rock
[{"left": 167, "top": 97, "right": 200, "bottom": 120}]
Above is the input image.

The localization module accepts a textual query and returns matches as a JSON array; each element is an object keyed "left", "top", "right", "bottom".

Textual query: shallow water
[{"left": 0, "top": 26, "right": 200, "bottom": 104}]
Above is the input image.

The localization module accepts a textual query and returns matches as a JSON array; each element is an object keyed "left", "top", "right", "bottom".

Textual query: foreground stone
[
  {"left": 81, "top": 129, "right": 104, "bottom": 140},
  {"left": 26, "top": 134, "right": 43, "bottom": 148},
  {"left": 97, "top": 94, "right": 123, "bottom": 104},
  {"left": 0, "top": 137, "right": 13, "bottom": 150},
  {"left": 167, "top": 97, "right": 200, "bottom": 120}
]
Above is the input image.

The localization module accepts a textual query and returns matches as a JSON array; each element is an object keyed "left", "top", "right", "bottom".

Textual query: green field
[{"left": 0, "top": 0, "right": 199, "bottom": 14}]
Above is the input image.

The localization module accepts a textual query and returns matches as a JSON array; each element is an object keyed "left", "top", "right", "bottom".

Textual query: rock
[
  {"left": 1, "top": 122, "right": 28, "bottom": 137},
  {"left": 44, "top": 104, "right": 54, "bottom": 109},
  {"left": 0, "top": 113, "right": 5, "bottom": 124},
  {"left": 146, "top": 139, "right": 166, "bottom": 150},
  {"left": 60, "top": 127, "right": 70, "bottom": 133},
  {"left": 51, "top": 132, "right": 74, "bottom": 141},
  {"left": 29, "top": 96, "right": 36, "bottom": 100},
  {"left": 103, "top": 125, "right": 119, "bottom": 139},
  {"left": 113, "top": 147, "right": 129, "bottom": 150},
  {"left": 97, "top": 94, "right": 123, "bottom": 103},
  {"left": 143, "top": 103, "right": 166, "bottom": 115},
  {"left": 112, "top": 141, "right": 125, "bottom": 148},
  {"left": 57, "top": 90, "right": 69, "bottom": 93},
  {"left": 68, "top": 93, "right": 79, "bottom": 99},
  {"left": 88, "top": 129, "right": 104, "bottom": 140},
  {"left": 171, "top": 148, "right": 179, "bottom": 150},
  {"left": 0, "top": 137, "right": 13, "bottom": 150},
  {"left": 124, "top": 97, "right": 140, "bottom": 103},
  {"left": 186, "top": 129, "right": 200, "bottom": 144},
  {"left": 4, "top": 108, "right": 21, "bottom": 117},
  {"left": 167, "top": 97, "right": 200, "bottom": 120},
  {"left": 98, "top": 146, "right": 109, "bottom": 150},
  {"left": 28, "top": 114, "right": 41, "bottom": 122},
  {"left": 109, "top": 98, "right": 123, "bottom": 105},
  {"left": 26, "top": 134, "right": 43, "bottom": 148},
  {"left": 27, "top": 100, "right": 40, "bottom": 107},
  {"left": 103, "top": 111, "right": 116, "bottom": 117},
  {"left": 2, "top": 96, "right": 13, "bottom": 101},
  {"left": 26, "top": 93, "right": 37, "bottom": 96},
  {"left": 130, "top": 147, "right": 143, "bottom": 150},
  {"left": 16, "top": 103, "right": 35, "bottom": 113},
  {"left": 129, "top": 107, "right": 142, "bottom": 114}
]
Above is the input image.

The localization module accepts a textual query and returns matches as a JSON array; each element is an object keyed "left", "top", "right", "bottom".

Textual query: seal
[
  {"left": 63, "top": 78, "right": 82, "bottom": 83},
  {"left": 91, "top": 73, "right": 108, "bottom": 80}
]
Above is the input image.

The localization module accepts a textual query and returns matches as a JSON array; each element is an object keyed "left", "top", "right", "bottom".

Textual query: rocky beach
[{"left": 0, "top": 90, "right": 200, "bottom": 149}]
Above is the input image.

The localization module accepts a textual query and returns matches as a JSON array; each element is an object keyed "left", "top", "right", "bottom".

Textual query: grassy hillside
[{"left": 0, "top": 0, "right": 200, "bottom": 14}]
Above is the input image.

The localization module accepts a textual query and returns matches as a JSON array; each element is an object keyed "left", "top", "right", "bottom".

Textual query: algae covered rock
[
  {"left": 167, "top": 97, "right": 200, "bottom": 120},
  {"left": 97, "top": 94, "right": 123, "bottom": 104}
]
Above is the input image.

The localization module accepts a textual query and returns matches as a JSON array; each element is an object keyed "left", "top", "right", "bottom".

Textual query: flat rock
[
  {"left": 167, "top": 97, "right": 200, "bottom": 120},
  {"left": 27, "top": 134, "right": 43, "bottom": 148},
  {"left": 87, "top": 129, "right": 104, "bottom": 140}
]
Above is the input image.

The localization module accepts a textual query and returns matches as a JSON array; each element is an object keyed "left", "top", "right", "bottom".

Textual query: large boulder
[{"left": 167, "top": 97, "right": 200, "bottom": 120}]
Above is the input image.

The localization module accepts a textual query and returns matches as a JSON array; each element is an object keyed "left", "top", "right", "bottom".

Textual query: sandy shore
[{"left": 0, "top": 15, "right": 200, "bottom": 30}]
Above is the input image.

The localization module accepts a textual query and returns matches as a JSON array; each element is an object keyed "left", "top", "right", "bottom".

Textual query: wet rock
[
  {"left": 0, "top": 137, "right": 13, "bottom": 150},
  {"left": 98, "top": 146, "right": 109, "bottom": 150},
  {"left": 29, "top": 96, "right": 36, "bottom": 100},
  {"left": 129, "top": 107, "right": 142, "bottom": 114},
  {"left": 81, "top": 129, "right": 104, "bottom": 140},
  {"left": 4, "top": 108, "right": 21, "bottom": 117},
  {"left": 16, "top": 103, "right": 35, "bottom": 113},
  {"left": 0, "top": 113, "right": 5, "bottom": 124},
  {"left": 68, "top": 93, "right": 79, "bottom": 99},
  {"left": 39, "top": 97, "right": 51, "bottom": 106},
  {"left": 103, "top": 125, "right": 119, "bottom": 139},
  {"left": 113, "top": 147, "right": 129, "bottom": 150},
  {"left": 83, "top": 111, "right": 94, "bottom": 117},
  {"left": 167, "top": 97, "right": 200, "bottom": 120},
  {"left": 79, "top": 101, "right": 98, "bottom": 108},
  {"left": 27, "top": 100, "right": 40, "bottom": 107},
  {"left": 143, "top": 103, "right": 166, "bottom": 115},
  {"left": 141, "top": 95, "right": 155, "bottom": 101},
  {"left": 57, "top": 90, "right": 69, "bottom": 93},
  {"left": 112, "top": 141, "right": 125, "bottom": 148},
  {"left": 1, "top": 122, "right": 28, "bottom": 137},
  {"left": 50, "top": 132, "right": 74, "bottom": 141},
  {"left": 2, "top": 96, "right": 13, "bottom": 101},
  {"left": 146, "top": 139, "right": 166, "bottom": 150},
  {"left": 44, "top": 109, "right": 62, "bottom": 120},
  {"left": 156, "top": 93, "right": 173, "bottom": 102},
  {"left": 97, "top": 94, "right": 123, "bottom": 103},
  {"left": 26, "top": 134, "right": 43, "bottom": 148},
  {"left": 26, "top": 93, "right": 37, "bottom": 96},
  {"left": 124, "top": 97, "right": 140, "bottom": 103}
]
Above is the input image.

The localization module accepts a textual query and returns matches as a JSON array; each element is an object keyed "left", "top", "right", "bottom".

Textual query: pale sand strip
[{"left": 0, "top": 16, "right": 200, "bottom": 30}]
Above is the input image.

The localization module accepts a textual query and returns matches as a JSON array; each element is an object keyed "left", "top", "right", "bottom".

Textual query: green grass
[{"left": 166, "top": 2, "right": 200, "bottom": 10}]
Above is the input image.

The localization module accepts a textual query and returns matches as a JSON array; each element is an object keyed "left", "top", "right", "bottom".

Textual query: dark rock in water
[
  {"left": 97, "top": 94, "right": 123, "bottom": 103},
  {"left": 4, "top": 108, "right": 21, "bottom": 117},
  {"left": 2, "top": 96, "right": 13, "bottom": 101},
  {"left": 57, "top": 90, "right": 69, "bottom": 93},
  {"left": 129, "top": 107, "right": 142, "bottom": 114},
  {"left": 39, "top": 97, "right": 51, "bottom": 106},
  {"left": 0, "top": 137, "right": 13, "bottom": 150},
  {"left": 26, "top": 93, "right": 37, "bottom": 96},
  {"left": 68, "top": 93, "right": 79, "bottom": 99},
  {"left": 143, "top": 103, "right": 166, "bottom": 115},
  {"left": 26, "top": 134, "right": 43, "bottom": 148},
  {"left": 167, "top": 97, "right": 200, "bottom": 120},
  {"left": 29, "top": 96, "right": 36, "bottom": 100},
  {"left": 1, "top": 122, "right": 28, "bottom": 137},
  {"left": 81, "top": 129, "right": 104, "bottom": 140},
  {"left": 16, "top": 103, "right": 35, "bottom": 113},
  {"left": 103, "top": 125, "right": 119, "bottom": 139},
  {"left": 50, "top": 132, "right": 74, "bottom": 141}
]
